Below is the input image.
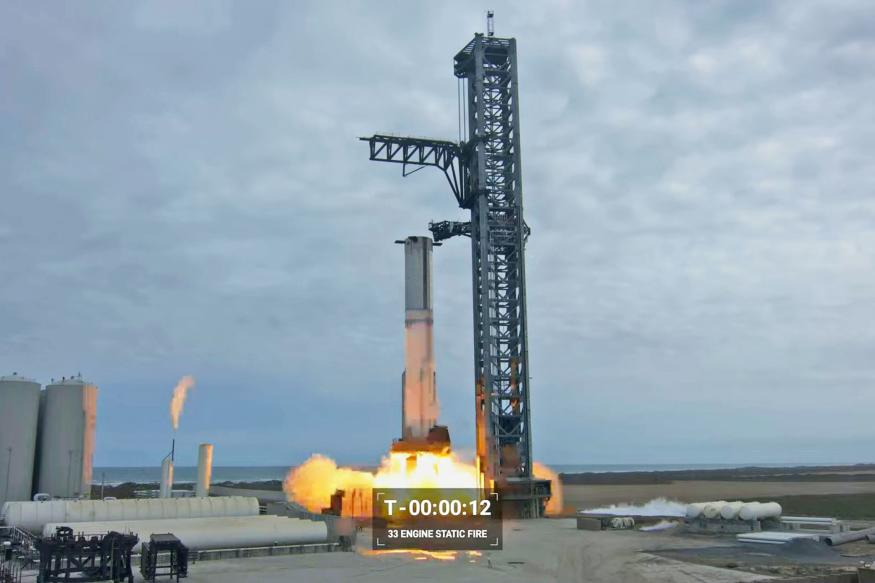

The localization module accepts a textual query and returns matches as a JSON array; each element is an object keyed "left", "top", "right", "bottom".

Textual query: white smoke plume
[
  {"left": 582, "top": 497, "right": 687, "bottom": 517},
  {"left": 170, "top": 375, "right": 196, "bottom": 430}
]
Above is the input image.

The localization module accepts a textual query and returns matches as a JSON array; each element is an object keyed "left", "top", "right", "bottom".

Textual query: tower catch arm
[
  {"left": 360, "top": 135, "right": 466, "bottom": 207},
  {"left": 428, "top": 220, "right": 471, "bottom": 242}
]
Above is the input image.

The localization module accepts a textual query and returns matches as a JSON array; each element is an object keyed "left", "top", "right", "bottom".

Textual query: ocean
[{"left": 91, "top": 462, "right": 839, "bottom": 486}]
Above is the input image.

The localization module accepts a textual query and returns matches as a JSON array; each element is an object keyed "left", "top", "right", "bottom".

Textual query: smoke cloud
[
  {"left": 170, "top": 375, "right": 196, "bottom": 430},
  {"left": 532, "top": 462, "right": 564, "bottom": 516}
]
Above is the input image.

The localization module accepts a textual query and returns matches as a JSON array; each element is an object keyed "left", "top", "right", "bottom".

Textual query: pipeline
[{"left": 823, "top": 527, "right": 875, "bottom": 546}]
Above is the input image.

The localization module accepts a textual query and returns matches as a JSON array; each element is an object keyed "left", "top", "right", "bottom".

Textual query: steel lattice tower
[{"left": 361, "top": 31, "right": 550, "bottom": 517}]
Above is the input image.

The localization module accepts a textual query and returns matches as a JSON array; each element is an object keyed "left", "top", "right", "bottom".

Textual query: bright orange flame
[
  {"left": 284, "top": 451, "right": 479, "bottom": 516},
  {"left": 285, "top": 452, "right": 562, "bottom": 517},
  {"left": 359, "top": 549, "right": 483, "bottom": 562},
  {"left": 169, "top": 375, "right": 195, "bottom": 430},
  {"left": 533, "top": 462, "right": 564, "bottom": 516},
  {"left": 361, "top": 549, "right": 458, "bottom": 561}
]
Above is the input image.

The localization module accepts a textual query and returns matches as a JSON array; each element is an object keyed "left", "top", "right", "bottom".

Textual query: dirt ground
[{"left": 133, "top": 519, "right": 778, "bottom": 583}]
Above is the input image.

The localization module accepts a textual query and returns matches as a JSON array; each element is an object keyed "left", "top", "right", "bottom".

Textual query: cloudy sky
[{"left": 1, "top": 1, "right": 873, "bottom": 468}]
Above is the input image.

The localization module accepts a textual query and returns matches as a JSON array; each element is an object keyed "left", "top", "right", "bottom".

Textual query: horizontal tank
[
  {"left": 702, "top": 501, "right": 726, "bottom": 519},
  {"left": 738, "top": 501, "right": 782, "bottom": 521},
  {"left": 0, "top": 374, "right": 41, "bottom": 507},
  {"left": 36, "top": 376, "right": 98, "bottom": 499},
  {"left": 1, "top": 495, "right": 259, "bottom": 533},
  {"left": 42, "top": 515, "right": 328, "bottom": 552},
  {"left": 720, "top": 501, "right": 744, "bottom": 520}
]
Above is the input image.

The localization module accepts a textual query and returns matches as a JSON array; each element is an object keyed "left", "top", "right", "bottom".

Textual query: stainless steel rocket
[
  {"left": 401, "top": 236, "right": 437, "bottom": 439},
  {"left": 393, "top": 236, "right": 449, "bottom": 454}
]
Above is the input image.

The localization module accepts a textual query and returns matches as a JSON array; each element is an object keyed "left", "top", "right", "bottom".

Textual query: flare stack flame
[{"left": 170, "top": 375, "right": 195, "bottom": 430}]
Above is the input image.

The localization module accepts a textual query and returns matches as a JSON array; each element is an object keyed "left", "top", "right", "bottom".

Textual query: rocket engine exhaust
[{"left": 281, "top": 234, "right": 563, "bottom": 518}]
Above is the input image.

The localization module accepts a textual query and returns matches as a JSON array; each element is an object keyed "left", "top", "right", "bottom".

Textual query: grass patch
[{"left": 741, "top": 493, "right": 875, "bottom": 520}]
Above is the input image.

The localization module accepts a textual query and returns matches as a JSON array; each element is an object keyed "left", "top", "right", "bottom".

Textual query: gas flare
[{"left": 169, "top": 375, "right": 195, "bottom": 430}]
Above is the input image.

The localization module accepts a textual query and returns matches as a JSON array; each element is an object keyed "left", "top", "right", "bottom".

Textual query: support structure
[
  {"left": 139, "top": 534, "right": 188, "bottom": 582},
  {"left": 361, "top": 30, "right": 550, "bottom": 517},
  {"left": 37, "top": 527, "right": 138, "bottom": 583}
]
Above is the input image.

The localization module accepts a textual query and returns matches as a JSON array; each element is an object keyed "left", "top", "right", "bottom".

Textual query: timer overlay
[{"left": 372, "top": 488, "right": 503, "bottom": 551}]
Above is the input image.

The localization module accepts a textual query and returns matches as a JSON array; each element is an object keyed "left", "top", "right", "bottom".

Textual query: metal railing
[{"left": 1, "top": 525, "right": 39, "bottom": 583}]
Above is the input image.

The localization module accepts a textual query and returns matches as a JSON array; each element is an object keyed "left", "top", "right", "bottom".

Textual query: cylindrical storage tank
[
  {"left": 2, "top": 496, "right": 260, "bottom": 533},
  {"left": 42, "top": 516, "right": 329, "bottom": 552},
  {"left": 196, "top": 443, "right": 213, "bottom": 498},
  {"left": 720, "top": 501, "right": 745, "bottom": 520},
  {"left": 36, "top": 377, "right": 97, "bottom": 499},
  {"left": 160, "top": 458, "right": 174, "bottom": 498},
  {"left": 0, "top": 374, "right": 41, "bottom": 508},
  {"left": 703, "top": 501, "right": 727, "bottom": 519},
  {"left": 738, "top": 502, "right": 782, "bottom": 521},
  {"left": 685, "top": 502, "right": 707, "bottom": 519}
]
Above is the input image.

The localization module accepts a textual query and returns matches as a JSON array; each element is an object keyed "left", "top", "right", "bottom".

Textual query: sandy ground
[
  {"left": 123, "top": 519, "right": 776, "bottom": 583},
  {"left": 564, "top": 481, "right": 875, "bottom": 512}
]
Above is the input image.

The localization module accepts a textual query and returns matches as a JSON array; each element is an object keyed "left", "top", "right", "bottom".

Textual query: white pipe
[
  {"left": 42, "top": 516, "right": 328, "bottom": 552},
  {"left": 738, "top": 502, "right": 782, "bottom": 521},
  {"left": 720, "top": 501, "right": 744, "bottom": 520},
  {"left": 196, "top": 444, "right": 213, "bottom": 498},
  {"left": 160, "top": 458, "right": 174, "bottom": 498},
  {"left": 737, "top": 531, "right": 819, "bottom": 545},
  {"left": 2, "top": 496, "right": 259, "bottom": 533},
  {"left": 823, "top": 527, "right": 875, "bottom": 546},
  {"left": 781, "top": 516, "right": 836, "bottom": 524}
]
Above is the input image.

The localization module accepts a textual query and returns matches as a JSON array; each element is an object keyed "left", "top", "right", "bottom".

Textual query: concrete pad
[{"left": 122, "top": 519, "right": 774, "bottom": 583}]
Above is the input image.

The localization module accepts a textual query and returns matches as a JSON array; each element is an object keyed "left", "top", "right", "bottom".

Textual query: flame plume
[
  {"left": 170, "top": 375, "right": 195, "bottom": 430},
  {"left": 533, "top": 462, "right": 564, "bottom": 516},
  {"left": 284, "top": 451, "right": 479, "bottom": 516}
]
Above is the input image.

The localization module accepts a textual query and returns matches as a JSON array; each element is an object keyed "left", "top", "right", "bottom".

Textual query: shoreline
[
  {"left": 90, "top": 462, "right": 875, "bottom": 488},
  {"left": 89, "top": 463, "right": 875, "bottom": 520}
]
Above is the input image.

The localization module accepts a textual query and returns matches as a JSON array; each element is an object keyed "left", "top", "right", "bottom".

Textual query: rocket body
[{"left": 402, "top": 236, "right": 438, "bottom": 440}]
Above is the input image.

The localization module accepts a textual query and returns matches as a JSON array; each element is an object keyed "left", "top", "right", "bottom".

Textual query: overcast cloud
[{"left": 1, "top": 1, "right": 873, "bottom": 467}]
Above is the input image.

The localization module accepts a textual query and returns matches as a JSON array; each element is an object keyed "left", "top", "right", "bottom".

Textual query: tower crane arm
[{"left": 359, "top": 135, "right": 466, "bottom": 207}]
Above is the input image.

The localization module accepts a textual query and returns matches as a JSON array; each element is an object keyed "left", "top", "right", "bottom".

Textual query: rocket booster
[{"left": 401, "top": 236, "right": 438, "bottom": 440}]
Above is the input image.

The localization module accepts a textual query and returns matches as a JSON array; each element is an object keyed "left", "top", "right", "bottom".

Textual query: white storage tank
[
  {"left": 0, "top": 374, "right": 41, "bottom": 507},
  {"left": 36, "top": 376, "right": 97, "bottom": 499},
  {"left": 1, "top": 496, "right": 260, "bottom": 533}
]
